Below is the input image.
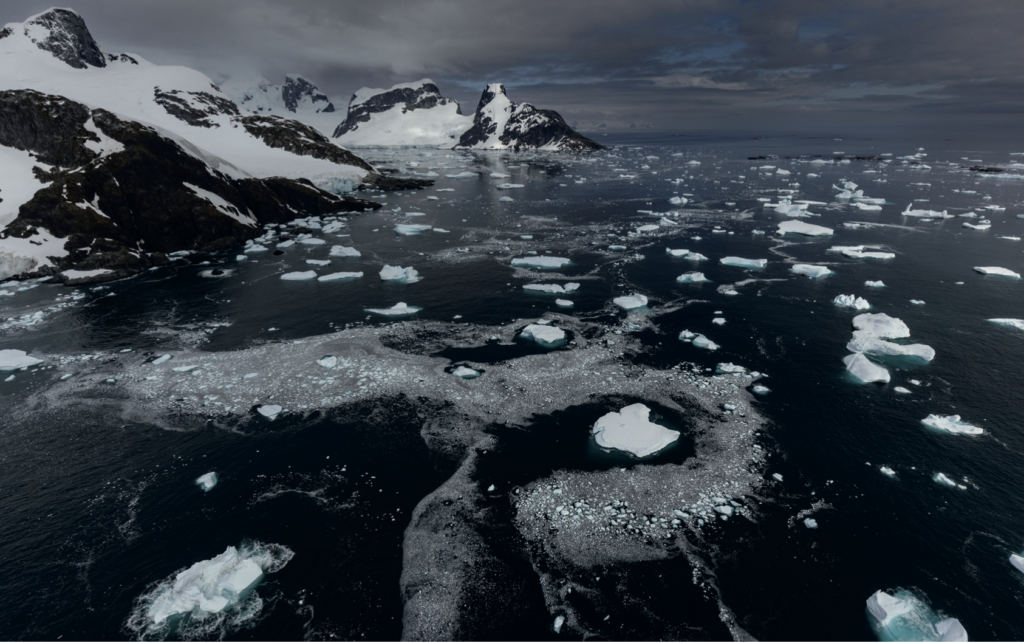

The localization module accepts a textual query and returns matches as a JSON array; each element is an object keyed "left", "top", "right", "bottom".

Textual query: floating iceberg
[
  {"left": 988, "top": 318, "right": 1024, "bottom": 331},
  {"left": 804, "top": 518, "right": 818, "bottom": 529},
  {"left": 963, "top": 222, "right": 990, "bottom": 230},
  {"left": 716, "top": 363, "right": 746, "bottom": 374},
  {"left": 669, "top": 196, "right": 688, "bottom": 205},
  {"left": 637, "top": 224, "right": 660, "bottom": 233},
  {"left": 555, "top": 299, "right": 574, "bottom": 308},
  {"left": 921, "top": 414, "right": 983, "bottom": 435},
  {"left": 933, "top": 473, "right": 958, "bottom": 488},
  {"left": 195, "top": 472, "right": 218, "bottom": 492},
  {"left": 523, "top": 283, "right": 580, "bottom": 295},
  {"left": 498, "top": 196, "right": 514, "bottom": 203},
  {"left": 667, "top": 248, "right": 691, "bottom": 257},
  {"left": 973, "top": 266, "right": 1021, "bottom": 278},
  {"left": 379, "top": 265, "right": 422, "bottom": 283},
  {"left": 317, "top": 356, "right": 337, "bottom": 369},
  {"left": 676, "top": 272, "right": 709, "bottom": 283},
  {"left": 329, "top": 246, "right": 361, "bottom": 257},
  {"left": 692, "top": 334, "right": 719, "bottom": 350},
  {"left": 512, "top": 256, "right": 571, "bottom": 269},
  {"left": 496, "top": 183, "right": 525, "bottom": 189},
  {"left": 854, "top": 202, "right": 883, "bottom": 211},
  {"left": 847, "top": 333, "right": 935, "bottom": 361},
  {"left": 774, "top": 204, "right": 810, "bottom": 217},
  {"left": 880, "top": 466, "right": 896, "bottom": 477},
  {"left": 791, "top": 264, "right": 833, "bottom": 278},
  {"left": 453, "top": 366, "right": 480, "bottom": 379},
  {"left": 752, "top": 385, "right": 769, "bottom": 395},
  {"left": 843, "top": 353, "right": 891, "bottom": 383},
  {"left": 520, "top": 324, "right": 566, "bottom": 347},
  {"left": 834, "top": 294, "right": 871, "bottom": 310},
  {"left": 613, "top": 293, "right": 648, "bottom": 310},
  {"left": 395, "top": 224, "right": 433, "bottom": 235},
  {"left": 853, "top": 313, "right": 911, "bottom": 339},
  {"left": 591, "top": 403, "right": 680, "bottom": 458},
  {"left": 318, "top": 272, "right": 363, "bottom": 282},
  {"left": 866, "top": 590, "right": 967, "bottom": 642},
  {"left": 280, "top": 271, "right": 317, "bottom": 281},
  {"left": 298, "top": 238, "right": 325, "bottom": 245},
  {"left": 257, "top": 404, "right": 282, "bottom": 420},
  {"left": 0, "top": 349, "right": 42, "bottom": 371},
  {"left": 365, "top": 302, "right": 422, "bottom": 317},
  {"left": 445, "top": 171, "right": 477, "bottom": 179},
  {"left": 721, "top": 257, "right": 767, "bottom": 269},
  {"left": 829, "top": 245, "right": 896, "bottom": 260},
  {"left": 152, "top": 354, "right": 172, "bottom": 365},
  {"left": 866, "top": 280, "right": 886, "bottom": 288},
  {"left": 1010, "top": 554, "right": 1024, "bottom": 575},
  {"left": 902, "top": 205, "right": 953, "bottom": 218},
  {"left": 778, "top": 220, "right": 834, "bottom": 236}
]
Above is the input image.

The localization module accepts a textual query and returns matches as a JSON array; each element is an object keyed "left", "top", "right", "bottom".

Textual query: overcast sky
[{"left": 5, "top": 0, "right": 1023, "bottom": 134}]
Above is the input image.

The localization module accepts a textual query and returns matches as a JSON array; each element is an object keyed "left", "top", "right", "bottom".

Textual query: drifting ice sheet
[
  {"left": 520, "top": 324, "right": 566, "bottom": 347},
  {"left": 0, "top": 349, "right": 42, "bottom": 371},
  {"left": 921, "top": 414, "right": 983, "bottom": 435},
  {"left": 676, "top": 272, "right": 709, "bottom": 283},
  {"left": 834, "top": 294, "right": 871, "bottom": 310},
  {"left": 591, "top": 403, "right": 680, "bottom": 458},
  {"left": 973, "top": 266, "right": 1021, "bottom": 278},
  {"left": 866, "top": 590, "right": 967, "bottom": 642},
  {"left": 280, "top": 271, "right": 317, "bottom": 281},
  {"left": 843, "top": 353, "right": 890, "bottom": 383},
  {"left": 791, "top": 264, "right": 833, "bottom": 278},
  {"left": 379, "top": 265, "right": 421, "bottom": 283},
  {"left": 721, "top": 257, "right": 767, "bottom": 269},
  {"left": 365, "top": 302, "right": 422, "bottom": 317},
  {"left": 613, "top": 293, "right": 648, "bottom": 310},
  {"left": 778, "top": 220, "right": 834, "bottom": 236},
  {"left": 512, "top": 256, "right": 571, "bottom": 269},
  {"left": 853, "top": 313, "right": 911, "bottom": 339}
]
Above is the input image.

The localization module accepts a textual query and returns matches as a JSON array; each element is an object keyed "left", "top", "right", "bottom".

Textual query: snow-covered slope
[
  {"left": 333, "top": 79, "right": 472, "bottom": 148},
  {"left": 221, "top": 72, "right": 340, "bottom": 138},
  {"left": 0, "top": 8, "right": 370, "bottom": 182}
]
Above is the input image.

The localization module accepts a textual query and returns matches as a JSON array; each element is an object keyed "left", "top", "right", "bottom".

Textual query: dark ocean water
[{"left": 2, "top": 130, "right": 1024, "bottom": 640}]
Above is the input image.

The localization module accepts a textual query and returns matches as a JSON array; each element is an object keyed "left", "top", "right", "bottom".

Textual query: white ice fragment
[
  {"left": 773, "top": 473, "right": 783, "bottom": 481},
  {"left": 613, "top": 293, "right": 648, "bottom": 310},
  {"left": 395, "top": 224, "right": 433, "bottom": 235},
  {"left": 910, "top": 299, "right": 925, "bottom": 305},
  {"left": 777, "top": 220, "right": 833, "bottom": 236},
  {"left": 866, "top": 280, "right": 886, "bottom": 288},
  {"left": 511, "top": 256, "right": 571, "bottom": 269},
  {"left": 791, "top": 264, "right": 833, "bottom": 278},
  {"left": 721, "top": 257, "right": 767, "bottom": 269},
  {"left": 280, "top": 271, "right": 317, "bottom": 281},
  {"left": 752, "top": 385, "right": 770, "bottom": 394},
  {"left": 496, "top": 183, "right": 525, "bottom": 189},
  {"left": 152, "top": 354, "right": 172, "bottom": 365},
  {"left": 880, "top": 466, "right": 896, "bottom": 477},
  {"left": 329, "top": 246, "right": 361, "bottom": 257},
  {"left": 921, "top": 414, "right": 983, "bottom": 435},
  {"left": 1010, "top": 554, "right": 1024, "bottom": 575},
  {"left": 379, "top": 265, "right": 421, "bottom": 283},
  {"left": 318, "top": 272, "right": 363, "bottom": 281},
  {"left": 520, "top": 324, "right": 566, "bottom": 347},
  {"left": 804, "top": 518, "right": 818, "bottom": 529},
  {"left": 453, "top": 366, "right": 481, "bottom": 379},
  {"left": 853, "top": 313, "right": 911, "bottom": 339},
  {"left": 716, "top": 363, "right": 745, "bottom": 374},
  {"left": 523, "top": 283, "right": 580, "bottom": 295},
  {"left": 0, "top": 349, "right": 43, "bottom": 371},
  {"left": 172, "top": 365, "right": 199, "bottom": 373},
  {"left": 834, "top": 294, "right": 871, "bottom": 310},
  {"left": 317, "top": 356, "right": 338, "bottom": 369},
  {"left": 445, "top": 171, "right": 477, "bottom": 179},
  {"left": 847, "top": 333, "right": 935, "bottom": 361},
  {"left": 692, "top": 334, "right": 719, "bottom": 350},
  {"left": 894, "top": 387, "right": 911, "bottom": 394},
  {"left": 591, "top": 403, "right": 679, "bottom": 458},
  {"left": 676, "top": 272, "right": 709, "bottom": 283},
  {"left": 195, "top": 472, "right": 218, "bottom": 492},
  {"left": 865, "top": 590, "right": 966, "bottom": 642},
  {"left": 988, "top": 318, "right": 1024, "bottom": 331},
  {"left": 555, "top": 299, "right": 574, "bottom": 308},
  {"left": 306, "top": 259, "right": 330, "bottom": 266},
  {"left": 933, "top": 472, "right": 957, "bottom": 487},
  {"left": 973, "top": 266, "right": 1021, "bottom": 278},
  {"left": 554, "top": 615, "right": 565, "bottom": 634},
  {"left": 843, "top": 353, "right": 890, "bottom": 383},
  {"left": 365, "top": 302, "right": 422, "bottom": 317},
  {"left": 712, "top": 317, "right": 725, "bottom": 325}
]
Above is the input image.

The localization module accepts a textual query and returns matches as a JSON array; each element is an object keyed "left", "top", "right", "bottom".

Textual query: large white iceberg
[
  {"left": 791, "top": 264, "right": 833, "bottom": 278},
  {"left": 365, "top": 302, "right": 422, "bottom": 317},
  {"left": 512, "top": 256, "right": 571, "bottom": 269},
  {"left": 973, "top": 266, "right": 1021, "bottom": 278},
  {"left": 613, "top": 293, "right": 648, "bottom": 310},
  {"left": 866, "top": 590, "right": 967, "bottom": 642},
  {"left": 195, "top": 472, "right": 218, "bottom": 492},
  {"left": 843, "top": 353, "right": 891, "bottom": 383},
  {"left": 379, "top": 265, "right": 421, "bottom": 283},
  {"left": 921, "top": 414, "right": 983, "bottom": 435},
  {"left": 591, "top": 403, "right": 680, "bottom": 458},
  {"left": 520, "top": 324, "right": 566, "bottom": 347},
  {"left": 146, "top": 547, "right": 264, "bottom": 625},
  {"left": 834, "top": 294, "right": 871, "bottom": 310},
  {"left": 721, "top": 257, "right": 767, "bottom": 269},
  {"left": 778, "top": 220, "right": 834, "bottom": 236},
  {"left": 0, "top": 349, "right": 42, "bottom": 371},
  {"left": 853, "top": 313, "right": 911, "bottom": 339},
  {"left": 257, "top": 404, "right": 282, "bottom": 420}
]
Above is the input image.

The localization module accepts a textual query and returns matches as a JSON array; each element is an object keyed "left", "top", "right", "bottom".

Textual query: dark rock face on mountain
[
  {"left": 282, "top": 75, "right": 334, "bottom": 113},
  {"left": 0, "top": 89, "right": 381, "bottom": 283},
  {"left": 455, "top": 84, "right": 507, "bottom": 149},
  {"left": 22, "top": 8, "right": 106, "bottom": 69},
  {"left": 153, "top": 88, "right": 240, "bottom": 128},
  {"left": 333, "top": 81, "right": 461, "bottom": 138},
  {"left": 237, "top": 115, "right": 373, "bottom": 172}
]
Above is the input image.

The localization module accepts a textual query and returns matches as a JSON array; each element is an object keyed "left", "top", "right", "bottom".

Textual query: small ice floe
[
  {"left": 317, "top": 356, "right": 337, "bottom": 369},
  {"left": 865, "top": 280, "right": 886, "bottom": 288},
  {"left": 692, "top": 334, "right": 719, "bottom": 350},
  {"left": 152, "top": 355, "right": 172, "bottom": 365},
  {"left": 791, "top": 264, "right": 833, "bottom": 278},
  {"left": 172, "top": 365, "right": 199, "bottom": 373},
  {"left": 306, "top": 260, "right": 330, "bottom": 266},
  {"left": 997, "top": 236, "right": 1021, "bottom": 241},
  {"left": 520, "top": 324, "right": 566, "bottom": 347},
  {"left": 921, "top": 414, "right": 983, "bottom": 436},
  {"left": 404, "top": 212, "right": 426, "bottom": 217},
  {"left": 722, "top": 288, "right": 739, "bottom": 296},
  {"left": 677, "top": 272, "right": 709, "bottom": 283},
  {"left": 963, "top": 222, "right": 991, "bottom": 230},
  {"left": 609, "top": 245, "right": 626, "bottom": 251},
  {"left": 804, "top": 518, "right": 818, "bottom": 529},
  {"left": 716, "top": 363, "right": 745, "bottom": 374},
  {"left": 894, "top": 387, "right": 911, "bottom": 394},
  {"left": 0, "top": 349, "right": 43, "bottom": 371},
  {"left": 498, "top": 196, "right": 514, "bottom": 203},
  {"left": 490, "top": 172, "right": 510, "bottom": 178},
  {"left": 910, "top": 299, "right": 925, "bottom": 305},
  {"left": 244, "top": 244, "right": 268, "bottom": 253},
  {"left": 365, "top": 302, "right": 422, "bottom": 317},
  {"left": 989, "top": 318, "right": 1024, "bottom": 331},
  {"left": 843, "top": 353, "right": 890, "bottom": 383},
  {"left": 752, "top": 385, "right": 770, "bottom": 395},
  {"left": 195, "top": 472, "right": 218, "bottom": 492},
  {"left": 445, "top": 171, "right": 477, "bottom": 179},
  {"left": 379, "top": 265, "right": 421, "bottom": 283},
  {"left": 829, "top": 245, "right": 895, "bottom": 260},
  {"left": 933, "top": 473, "right": 966, "bottom": 489},
  {"left": 453, "top": 366, "right": 481, "bottom": 379},
  {"left": 329, "top": 246, "right": 361, "bottom": 257},
  {"left": 902, "top": 205, "right": 952, "bottom": 219},
  {"left": 721, "top": 257, "right": 767, "bottom": 269},
  {"left": 511, "top": 256, "right": 571, "bottom": 269},
  {"left": 772, "top": 473, "right": 783, "bottom": 482},
  {"left": 880, "top": 466, "right": 896, "bottom": 477},
  {"left": 853, "top": 313, "right": 910, "bottom": 339},
  {"left": 669, "top": 196, "right": 688, "bottom": 205},
  {"left": 834, "top": 294, "right": 871, "bottom": 310},
  {"left": 866, "top": 590, "right": 967, "bottom": 642},
  {"left": 774, "top": 204, "right": 810, "bottom": 217},
  {"left": 777, "top": 220, "right": 834, "bottom": 236},
  {"left": 1010, "top": 553, "right": 1024, "bottom": 575},
  {"left": 318, "top": 272, "right": 363, "bottom": 281},
  {"left": 395, "top": 224, "right": 433, "bottom": 235},
  {"left": 298, "top": 238, "right": 325, "bottom": 246},
  {"left": 523, "top": 283, "right": 580, "bottom": 295},
  {"left": 712, "top": 317, "right": 726, "bottom": 325},
  {"left": 659, "top": 218, "right": 678, "bottom": 226},
  {"left": 613, "top": 293, "right": 648, "bottom": 310},
  {"left": 553, "top": 615, "right": 566, "bottom": 634},
  {"left": 257, "top": 404, "right": 283, "bottom": 420},
  {"left": 591, "top": 403, "right": 679, "bottom": 458},
  {"left": 854, "top": 202, "right": 883, "bottom": 211},
  {"left": 973, "top": 266, "right": 1021, "bottom": 278},
  {"left": 637, "top": 224, "right": 660, "bottom": 233},
  {"left": 277, "top": 240, "right": 295, "bottom": 249},
  {"left": 555, "top": 299, "right": 574, "bottom": 308},
  {"left": 496, "top": 183, "right": 524, "bottom": 190},
  {"left": 281, "top": 271, "right": 317, "bottom": 281}
]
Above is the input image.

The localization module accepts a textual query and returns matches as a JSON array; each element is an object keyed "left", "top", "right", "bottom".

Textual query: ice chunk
[
  {"left": 804, "top": 518, "right": 818, "bottom": 529},
  {"left": 318, "top": 272, "right": 363, "bottom": 282},
  {"left": 0, "top": 349, "right": 43, "bottom": 371},
  {"left": 933, "top": 472, "right": 957, "bottom": 487},
  {"left": 692, "top": 334, "right": 719, "bottom": 350},
  {"left": 834, "top": 294, "right": 871, "bottom": 310},
  {"left": 257, "top": 404, "right": 282, "bottom": 420},
  {"left": 903, "top": 205, "right": 952, "bottom": 218},
  {"left": 523, "top": 283, "right": 580, "bottom": 295},
  {"left": 921, "top": 414, "right": 983, "bottom": 435},
  {"left": 379, "top": 265, "right": 421, "bottom": 283},
  {"left": 195, "top": 472, "right": 218, "bottom": 492},
  {"left": 894, "top": 387, "right": 911, "bottom": 394},
  {"left": 752, "top": 385, "right": 770, "bottom": 395},
  {"left": 843, "top": 353, "right": 891, "bottom": 383},
  {"left": 676, "top": 272, "right": 709, "bottom": 283},
  {"left": 716, "top": 363, "right": 746, "bottom": 374},
  {"left": 774, "top": 204, "right": 810, "bottom": 217},
  {"left": 298, "top": 238, "right": 325, "bottom": 245},
  {"left": 329, "top": 246, "right": 361, "bottom": 257},
  {"left": 365, "top": 302, "right": 422, "bottom": 317},
  {"left": 554, "top": 615, "right": 565, "bottom": 634},
  {"left": 395, "top": 224, "right": 433, "bottom": 235},
  {"left": 498, "top": 196, "right": 514, "bottom": 203},
  {"left": 172, "top": 365, "right": 199, "bottom": 373},
  {"left": 988, "top": 318, "right": 1024, "bottom": 331},
  {"left": 778, "top": 220, "right": 834, "bottom": 236},
  {"left": 854, "top": 202, "right": 883, "bottom": 211},
  {"left": 1010, "top": 554, "right": 1024, "bottom": 575},
  {"left": 866, "top": 280, "right": 886, "bottom": 288},
  {"left": 280, "top": 271, "right": 317, "bottom": 281},
  {"left": 445, "top": 171, "right": 477, "bottom": 179},
  {"left": 637, "top": 224, "right": 660, "bottom": 233},
  {"left": 453, "top": 366, "right": 481, "bottom": 379},
  {"left": 712, "top": 317, "right": 725, "bottom": 325},
  {"left": 829, "top": 245, "right": 896, "bottom": 260},
  {"left": 853, "top": 313, "right": 911, "bottom": 339},
  {"left": 496, "top": 183, "right": 525, "bottom": 190},
  {"left": 306, "top": 259, "right": 330, "bottom": 266},
  {"left": 666, "top": 248, "right": 691, "bottom": 257},
  {"left": 866, "top": 590, "right": 966, "bottom": 642},
  {"left": 512, "top": 256, "right": 571, "bottom": 269},
  {"left": 973, "top": 266, "right": 1021, "bottom": 278},
  {"left": 613, "top": 293, "right": 648, "bottom": 310},
  {"left": 791, "top": 264, "right": 833, "bottom": 278},
  {"left": 591, "top": 403, "right": 680, "bottom": 458},
  {"left": 520, "top": 324, "right": 566, "bottom": 347},
  {"left": 317, "top": 356, "right": 337, "bottom": 369},
  {"left": 910, "top": 299, "right": 925, "bottom": 305},
  {"left": 880, "top": 466, "right": 896, "bottom": 476},
  {"left": 963, "top": 222, "right": 990, "bottom": 230},
  {"left": 669, "top": 196, "right": 688, "bottom": 205},
  {"left": 847, "top": 333, "right": 935, "bottom": 361},
  {"left": 721, "top": 257, "right": 767, "bottom": 269},
  {"left": 152, "top": 354, "right": 172, "bottom": 365},
  {"left": 555, "top": 299, "right": 574, "bottom": 308}
]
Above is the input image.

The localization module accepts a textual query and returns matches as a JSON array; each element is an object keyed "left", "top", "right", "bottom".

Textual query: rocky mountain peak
[
  {"left": 281, "top": 75, "right": 334, "bottom": 113},
  {"left": 333, "top": 79, "right": 462, "bottom": 139},
  {"left": 21, "top": 8, "right": 106, "bottom": 69}
]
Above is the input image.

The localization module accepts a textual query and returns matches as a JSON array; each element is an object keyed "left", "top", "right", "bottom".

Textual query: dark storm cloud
[{"left": 4, "top": 0, "right": 1023, "bottom": 133}]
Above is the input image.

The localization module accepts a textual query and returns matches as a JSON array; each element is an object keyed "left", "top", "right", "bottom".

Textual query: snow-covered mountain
[
  {"left": 221, "top": 72, "right": 341, "bottom": 137},
  {"left": 333, "top": 80, "right": 602, "bottom": 151},
  {"left": 333, "top": 79, "right": 472, "bottom": 147},
  {"left": 0, "top": 8, "right": 395, "bottom": 283}
]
